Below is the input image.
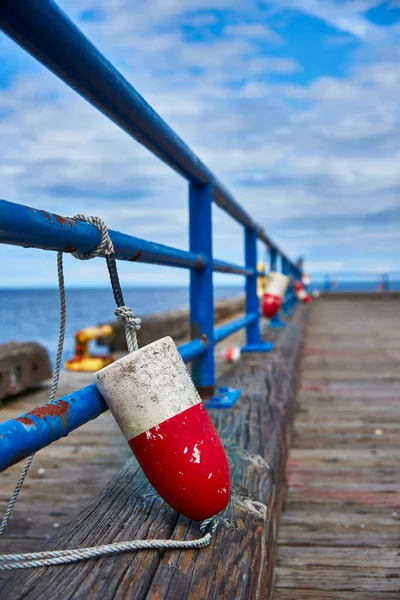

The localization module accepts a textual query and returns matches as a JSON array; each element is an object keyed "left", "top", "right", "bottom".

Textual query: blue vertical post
[
  {"left": 241, "top": 229, "right": 272, "bottom": 352},
  {"left": 289, "top": 264, "right": 298, "bottom": 311},
  {"left": 324, "top": 274, "right": 331, "bottom": 292},
  {"left": 281, "top": 256, "right": 291, "bottom": 315},
  {"left": 270, "top": 247, "right": 277, "bottom": 271},
  {"left": 189, "top": 183, "right": 215, "bottom": 397}
]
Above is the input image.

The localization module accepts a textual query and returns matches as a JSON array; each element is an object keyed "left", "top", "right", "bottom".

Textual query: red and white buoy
[
  {"left": 301, "top": 272, "right": 311, "bottom": 286},
  {"left": 96, "top": 336, "right": 230, "bottom": 521},
  {"left": 294, "top": 281, "right": 311, "bottom": 304},
  {"left": 261, "top": 272, "right": 289, "bottom": 318},
  {"left": 223, "top": 346, "right": 241, "bottom": 363}
]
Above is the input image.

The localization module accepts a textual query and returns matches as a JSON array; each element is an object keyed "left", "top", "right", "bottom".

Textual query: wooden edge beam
[{"left": 0, "top": 305, "right": 309, "bottom": 600}]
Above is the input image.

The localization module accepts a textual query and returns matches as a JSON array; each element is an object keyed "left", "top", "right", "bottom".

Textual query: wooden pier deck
[
  {"left": 274, "top": 297, "right": 400, "bottom": 599},
  {"left": 1, "top": 296, "right": 399, "bottom": 598}
]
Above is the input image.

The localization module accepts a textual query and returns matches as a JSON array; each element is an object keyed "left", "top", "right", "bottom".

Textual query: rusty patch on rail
[
  {"left": 16, "top": 400, "right": 71, "bottom": 426},
  {"left": 195, "top": 256, "right": 204, "bottom": 269},
  {"left": 54, "top": 214, "right": 75, "bottom": 228},
  {"left": 62, "top": 244, "right": 76, "bottom": 253},
  {"left": 41, "top": 210, "right": 52, "bottom": 223},
  {"left": 199, "top": 333, "right": 209, "bottom": 347},
  {"left": 127, "top": 249, "right": 142, "bottom": 262}
]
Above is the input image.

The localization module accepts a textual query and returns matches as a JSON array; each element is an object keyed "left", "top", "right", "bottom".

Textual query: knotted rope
[
  {"left": 72, "top": 214, "right": 141, "bottom": 352},
  {"left": 0, "top": 215, "right": 219, "bottom": 571}
]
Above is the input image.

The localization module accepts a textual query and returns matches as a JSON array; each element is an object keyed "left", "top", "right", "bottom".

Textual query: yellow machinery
[
  {"left": 257, "top": 261, "right": 268, "bottom": 298},
  {"left": 65, "top": 324, "right": 115, "bottom": 372}
]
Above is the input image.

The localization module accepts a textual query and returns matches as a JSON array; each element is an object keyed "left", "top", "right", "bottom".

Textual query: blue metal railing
[{"left": 0, "top": 0, "right": 302, "bottom": 471}]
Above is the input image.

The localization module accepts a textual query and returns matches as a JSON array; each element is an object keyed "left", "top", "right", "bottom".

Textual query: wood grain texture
[
  {"left": 0, "top": 307, "right": 308, "bottom": 599},
  {"left": 274, "top": 298, "right": 400, "bottom": 599},
  {"left": 0, "top": 313, "right": 249, "bottom": 570}
]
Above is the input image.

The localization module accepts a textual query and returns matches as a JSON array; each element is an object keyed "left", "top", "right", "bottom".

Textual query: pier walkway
[
  {"left": 1, "top": 296, "right": 399, "bottom": 598},
  {"left": 274, "top": 296, "right": 400, "bottom": 599}
]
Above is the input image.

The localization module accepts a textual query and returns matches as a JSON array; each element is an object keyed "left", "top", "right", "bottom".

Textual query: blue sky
[{"left": 0, "top": 0, "right": 399, "bottom": 287}]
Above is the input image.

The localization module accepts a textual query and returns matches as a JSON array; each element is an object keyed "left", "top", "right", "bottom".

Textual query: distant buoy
[
  {"left": 223, "top": 346, "right": 241, "bottom": 363},
  {"left": 294, "top": 281, "right": 311, "bottom": 304},
  {"left": 262, "top": 272, "right": 289, "bottom": 318},
  {"left": 96, "top": 336, "right": 230, "bottom": 521}
]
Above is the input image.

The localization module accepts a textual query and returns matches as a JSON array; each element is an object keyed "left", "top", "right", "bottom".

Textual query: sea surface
[
  {"left": 0, "top": 286, "right": 242, "bottom": 365},
  {"left": 1, "top": 281, "right": 399, "bottom": 367}
]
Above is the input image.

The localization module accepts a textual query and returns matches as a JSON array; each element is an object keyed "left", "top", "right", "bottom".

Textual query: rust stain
[
  {"left": 62, "top": 244, "right": 76, "bottom": 253},
  {"left": 40, "top": 210, "right": 52, "bottom": 223},
  {"left": 16, "top": 400, "right": 70, "bottom": 426},
  {"left": 199, "top": 333, "right": 209, "bottom": 347},
  {"left": 127, "top": 249, "right": 142, "bottom": 262},
  {"left": 54, "top": 214, "right": 75, "bottom": 228},
  {"left": 299, "top": 384, "right": 323, "bottom": 392},
  {"left": 195, "top": 256, "right": 204, "bottom": 270}
]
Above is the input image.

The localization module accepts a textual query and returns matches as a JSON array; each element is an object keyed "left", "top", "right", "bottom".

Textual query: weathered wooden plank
[
  {"left": 274, "top": 297, "right": 400, "bottom": 598},
  {"left": 278, "top": 510, "right": 400, "bottom": 547},
  {"left": 288, "top": 448, "right": 400, "bottom": 466},
  {"left": 274, "top": 591, "right": 400, "bottom": 600},
  {"left": 0, "top": 305, "right": 308, "bottom": 599},
  {"left": 276, "top": 546, "right": 400, "bottom": 569},
  {"left": 275, "top": 566, "right": 400, "bottom": 592}
]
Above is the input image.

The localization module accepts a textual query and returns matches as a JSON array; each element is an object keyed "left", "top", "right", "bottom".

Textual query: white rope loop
[
  {"left": 0, "top": 516, "right": 218, "bottom": 571},
  {"left": 71, "top": 214, "right": 114, "bottom": 259}
]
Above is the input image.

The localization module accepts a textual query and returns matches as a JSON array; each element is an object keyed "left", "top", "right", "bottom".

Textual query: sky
[{"left": 0, "top": 0, "right": 399, "bottom": 287}]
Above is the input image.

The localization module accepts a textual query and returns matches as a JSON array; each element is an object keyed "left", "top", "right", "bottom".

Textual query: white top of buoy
[
  {"left": 95, "top": 336, "right": 202, "bottom": 440},
  {"left": 266, "top": 272, "right": 289, "bottom": 297}
]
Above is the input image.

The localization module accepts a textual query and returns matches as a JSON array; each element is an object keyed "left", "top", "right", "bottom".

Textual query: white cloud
[{"left": 0, "top": 0, "right": 399, "bottom": 286}]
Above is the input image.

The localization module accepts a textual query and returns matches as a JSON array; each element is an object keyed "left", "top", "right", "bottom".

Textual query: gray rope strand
[
  {"left": 0, "top": 517, "right": 218, "bottom": 571},
  {"left": 114, "top": 305, "right": 140, "bottom": 352},
  {"left": 72, "top": 215, "right": 141, "bottom": 352},
  {"left": 0, "top": 251, "right": 67, "bottom": 538}
]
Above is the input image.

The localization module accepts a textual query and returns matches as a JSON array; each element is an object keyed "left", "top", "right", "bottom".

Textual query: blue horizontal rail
[
  {"left": 0, "top": 385, "right": 106, "bottom": 472},
  {"left": 214, "top": 313, "right": 258, "bottom": 344},
  {"left": 0, "top": 0, "right": 304, "bottom": 466},
  {"left": 0, "top": 199, "right": 251, "bottom": 275}
]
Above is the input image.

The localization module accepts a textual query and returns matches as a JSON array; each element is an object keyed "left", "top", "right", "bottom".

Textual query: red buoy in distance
[
  {"left": 294, "top": 281, "right": 311, "bottom": 304},
  {"left": 96, "top": 336, "right": 230, "bottom": 521},
  {"left": 223, "top": 346, "right": 241, "bottom": 362},
  {"left": 261, "top": 272, "right": 289, "bottom": 318}
]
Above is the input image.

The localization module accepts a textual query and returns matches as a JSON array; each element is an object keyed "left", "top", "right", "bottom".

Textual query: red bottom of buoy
[
  {"left": 262, "top": 293, "right": 281, "bottom": 318},
  {"left": 302, "top": 294, "right": 311, "bottom": 304},
  {"left": 129, "top": 403, "right": 230, "bottom": 521}
]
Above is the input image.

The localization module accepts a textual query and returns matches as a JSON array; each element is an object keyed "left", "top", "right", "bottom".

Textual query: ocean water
[
  {"left": 0, "top": 286, "right": 242, "bottom": 366},
  {"left": 1, "top": 281, "right": 398, "bottom": 367}
]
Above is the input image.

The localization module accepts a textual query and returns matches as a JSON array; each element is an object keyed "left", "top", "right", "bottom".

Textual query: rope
[
  {"left": 0, "top": 215, "right": 219, "bottom": 570},
  {"left": 72, "top": 215, "right": 141, "bottom": 352},
  {"left": 0, "top": 251, "right": 66, "bottom": 537},
  {"left": 0, "top": 517, "right": 219, "bottom": 571}
]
